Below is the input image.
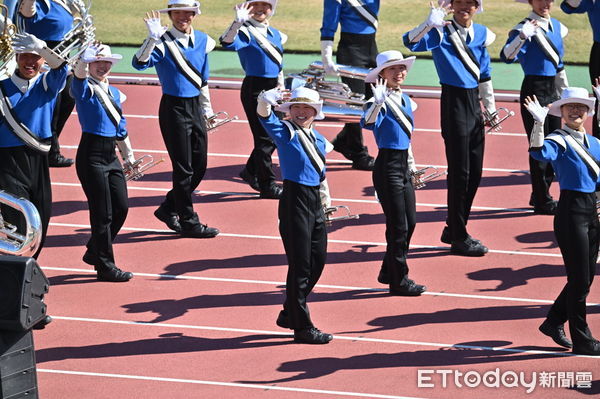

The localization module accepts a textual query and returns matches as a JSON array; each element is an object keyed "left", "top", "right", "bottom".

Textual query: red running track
[{"left": 32, "top": 81, "right": 599, "bottom": 399}]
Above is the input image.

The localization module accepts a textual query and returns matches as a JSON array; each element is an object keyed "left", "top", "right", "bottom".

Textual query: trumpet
[
  {"left": 411, "top": 166, "right": 447, "bottom": 189},
  {"left": 483, "top": 107, "right": 515, "bottom": 134},
  {"left": 324, "top": 205, "right": 359, "bottom": 225},
  {"left": 206, "top": 111, "right": 238, "bottom": 132},
  {"left": 0, "top": 4, "right": 17, "bottom": 78},
  {"left": 123, "top": 155, "right": 164, "bottom": 181},
  {"left": 0, "top": 190, "right": 42, "bottom": 257}
]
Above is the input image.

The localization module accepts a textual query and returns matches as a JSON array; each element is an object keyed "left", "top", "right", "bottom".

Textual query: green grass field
[{"left": 92, "top": 0, "right": 593, "bottom": 64}]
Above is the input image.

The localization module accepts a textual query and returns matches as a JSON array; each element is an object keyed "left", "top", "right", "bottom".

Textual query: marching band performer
[
  {"left": 525, "top": 86, "right": 600, "bottom": 356},
  {"left": 18, "top": 0, "right": 78, "bottom": 167},
  {"left": 257, "top": 86, "right": 333, "bottom": 344},
  {"left": 132, "top": 0, "right": 219, "bottom": 239},
  {"left": 403, "top": 0, "right": 496, "bottom": 256},
  {"left": 71, "top": 43, "right": 133, "bottom": 282},
  {"left": 361, "top": 50, "right": 426, "bottom": 296},
  {"left": 320, "top": 0, "right": 378, "bottom": 171},
  {"left": 0, "top": 32, "right": 67, "bottom": 258},
  {"left": 501, "top": 0, "right": 569, "bottom": 215},
  {"left": 220, "top": 0, "right": 285, "bottom": 199},
  {"left": 561, "top": 0, "right": 600, "bottom": 138}
]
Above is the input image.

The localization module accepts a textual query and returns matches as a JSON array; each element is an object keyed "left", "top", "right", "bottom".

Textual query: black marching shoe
[
  {"left": 181, "top": 223, "right": 220, "bottom": 238},
  {"left": 294, "top": 327, "right": 333, "bottom": 344},
  {"left": 440, "top": 227, "right": 481, "bottom": 245},
  {"left": 538, "top": 319, "right": 572, "bottom": 348},
  {"left": 259, "top": 183, "right": 283, "bottom": 199},
  {"left": 276, "top": 311, "right": 291, "bottom": 329},
  {"left": 154, "top": 207, "right": 182, "bottom": 232},
  {"left": 572, "top": 339, "right": 600, "bottom": 356},
  {"left": 389, "top": 279, "right": 426, "bottom": 296},
  {"left": 49, "top": 153, "right": 74, "bottom": 167},
  {"left": 352, "top": 156, "right": 375, "bottom": 171},
  {"left": 239, "top": 168, "right": 260, "bottom": 192},
  {"left": 82, "top": 250, "right": 97, "bottom": 266},
  {"left": 377, "top": 269, "right": 390, "bottom": 285},
  {"left": 533, "top": 200, "right": 558, "bottom": 215},
  {"left": 96, "top": 266, "right": 133, "bottom": 282},
  {"left": 451, "top": 237, "right": 488, "bottom": 257}
]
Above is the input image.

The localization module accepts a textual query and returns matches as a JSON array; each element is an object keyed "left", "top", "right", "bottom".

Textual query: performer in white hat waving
[
  {"left": 132, "top": 0, "right": 219, "bottom": 239},
  {"left": 525, "top": 85, "right": 600, "bottom": 356},
  {"left": 220, "top": 1, "right": 286, "bottom": 199},
  {"left": 256, "top": 86, "right": 333, "bottom": 345}
]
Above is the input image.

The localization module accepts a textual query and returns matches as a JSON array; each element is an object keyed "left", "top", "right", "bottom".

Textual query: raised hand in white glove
[
  {"left": 12, "top": 32, "right": 46, "bottom": 54},
  {"left": 519, "top": 19, "right": 538, "bottom": 41},
  {"left": 370, "top": 78, "right": 391, "bottom": 105},
  {"left": 320, "top": 40, "right": 339, "bottom": 76},
  {"left": 81, "top": 42, "right": 102, "bottom": 63},
  {"left": 524, "top": 95, "right": 549, "bottom": 123},
  {"left": 427, "top": 1, "right": 451, "bottom": 29},
  {"left": 144, "top": 11, "right": 167, "bottom": 40},
  {"left": 258, "top": 88, "right": 284, "bottom": 106},
  {"left": 234, "top": 2, "right": 253, "bottom": 24}
]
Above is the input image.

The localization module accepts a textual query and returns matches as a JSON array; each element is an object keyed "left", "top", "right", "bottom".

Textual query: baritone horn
[
  {"left": 483, "top": 107, "right": 515, "bottom": 134},
  {"left": 0, "top": 190, "right": 42, "bottom": 257},
  {"left": 207, "top": 111, "right": 238, "bottom": 132},
  {"left": 411, "top": 166, "right": 447, "bottom": 189},
  {"left": 123, "top": 155, "right": 164, "bottom": 181},
  {"left": 52, "top": 0, "right": 96, "bottom": 63}
]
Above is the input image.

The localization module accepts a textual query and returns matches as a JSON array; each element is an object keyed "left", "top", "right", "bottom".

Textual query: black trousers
[
  {"left": 158, "top": 94, "right": 208, "bottom": 228},
  {"left": 520, "top": 75, "right": 561, "bottom": 208},
  {"left": 547, "top": 190, "right": 598, "bottom": 347},
  {"left": 590, "top": 42, "right": 600, "bottom": 139},
  {"left": 440, "top": 84, "right": 485, "bottom": 242},
  {"left": 76, "top": 133, "right": 128, "bottom": 270},
  {"left": 0, "top": 147, "right": 51, "bottom": 259},
  {"left": 373, "top": 149, "right": 416, "bottom": 288},
  {"left": 334, "top": 32, "right": 378, "bottom": 160},
  {"left": 278, "top": 180, "right": 327, "bottom": 329},
  {"left": 240, "top": 76, "right": 278, "bottom": 188}
]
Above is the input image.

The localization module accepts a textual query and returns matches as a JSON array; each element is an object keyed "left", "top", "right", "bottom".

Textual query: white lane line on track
[
  {"left": 48, "top": 221, "right": 561, "bottom": 259},
  {"left": 51, "top": 181, "right": 534, "bottom": 213},
  {"left": 44, "top": 316, "right": 597, "bottom": 358},
  {"left": 46, "top": 265, "right": 593, "bottom": 306},
  {"left": 37, "top": 369, "right": 429, "bottom": 399}
]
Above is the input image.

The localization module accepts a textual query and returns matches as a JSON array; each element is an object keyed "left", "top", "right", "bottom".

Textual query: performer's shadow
[{"left": 466, "top": 263, "right": 566, "bottom": 292}]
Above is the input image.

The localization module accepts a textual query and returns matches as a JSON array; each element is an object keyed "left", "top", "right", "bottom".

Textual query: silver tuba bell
[
  {"left": 483, "top": 107, "right": 515, "bottom": 134},
  {"left": 52, "top": 0, "right": 96, "bottom": 63},
  {"left": 411, "top": 166, "right": 447, "bottom": 189},
  {"left": 0, "top": 190, "right": 42, "bottom": 257}
]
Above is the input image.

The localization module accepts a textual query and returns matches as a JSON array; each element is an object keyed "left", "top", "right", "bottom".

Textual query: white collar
[
  {"left": 563, "top": 125, "right": 588, "bottom": 146},
  {"left": 89, "top": 76, "right": 110, "bottom": 92},
  {"left": 247, "top": 18, "right": 270, "bottom": 35},
  {"left": 168, "top": 26, "right": 195, "bottom": 48},
  {"left": 10, "top": 71, "right": 41, "bottom": 94},
  {"left": 528, "top": 12, "right": 552, "bottom": 32},
  {"left": 452, "top": 18, "right": 475, "bottom": 42}
]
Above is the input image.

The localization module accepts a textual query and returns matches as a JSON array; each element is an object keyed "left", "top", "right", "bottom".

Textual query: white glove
[
  {"left": 320, "top": 40, "right": 339, "bottom": 76},
  {"left": 370, "top": 78, "right": 390, "bottom": 105},
  {"left": 145, "top": 12, "right": 167, "bottom": 40},
  {"left": 258, "top": 88, "right": 283, "bottom": 106},
  {"left": 234, "top": 3, "right": 252, "bottom": 24},
  {"left": 426, "top": 6, "right": 448, "bottom": 29},
  {"left": 12, "top": 33, "right": 46, "bottom": 54},
  {"left": 519, "top": 20, "right": 538, "bottom": 41},
  {"left": 81, "top": 43, "right": 102, "bottom": 63},
  {"left": 524, "top": 96, "right": 549, "bottom": 123}
]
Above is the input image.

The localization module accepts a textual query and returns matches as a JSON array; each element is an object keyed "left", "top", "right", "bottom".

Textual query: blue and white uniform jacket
[
  {"left": 361, "top": 91, "right": 417, "bottom": 150},
  {"left": 320, "top": 0, "right": 380, "bottom": 40},
  {"left": 561, "top": 0, "right": 599, "bottom": 42},
  {"left": 21, "top": 0, "right": 73, "bottom": 42}
]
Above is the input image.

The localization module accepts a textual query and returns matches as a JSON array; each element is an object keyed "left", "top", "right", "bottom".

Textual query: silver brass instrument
[
  {"left": 411, "top": 166, "right": 447, "bottom": 189},
  {"left": 207, "top": 111, "right": 238, "bottom": 132},
  {"left": 0, "top": 4, "right": 17, "bottom": 78},
  {"left": 324, "top": 205, "right": 359, "bottom": 225},
  {"left": 483, "top": 107, "right": 515, "bottom": 134},
  {"left": 124, "top": 155, "right": 165, "bottom": 181},
  {"left": 53, "top": 0, "right": 96, "bottom": 63},
  {"left": 0, "top": 190, "right": 42, "bottom": 257}
]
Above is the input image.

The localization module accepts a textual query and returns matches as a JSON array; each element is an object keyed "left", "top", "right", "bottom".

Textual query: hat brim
[
  {"left": 365, "top": 57, "right": 415, "bottom": 83},
  {"left": 276, "top": 101, "right": 325, "bottom": 120},
  {"left": 244, "top": 0, "right": 277, "bottom": 15},
  {"left": 158, "top": 6, "right": 200, "bottom": 14},
  {"left": 87, "top": 54, "right": 123, "bottom": 65},
  {"left": 548, "top": 97, "right": 596, "bottom": 117}
]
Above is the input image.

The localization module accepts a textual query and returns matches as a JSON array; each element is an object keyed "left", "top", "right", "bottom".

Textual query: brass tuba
[
  {"left": 0, "top": 190, "right": 42, "bottom": 257},
  {"left": 52, "top": 0, "right": 96, "bottom": 63},
  {"left": 0, "top": 4, "right": 17, "bottom": 78}
]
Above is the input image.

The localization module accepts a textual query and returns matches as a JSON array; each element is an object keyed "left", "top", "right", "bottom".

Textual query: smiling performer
[
  {"left": 220, "top": 0, "right": 285, "bottom": 199},
  {"left": 71, "top": 43, "right": 133, "bottom": 282},
  {"left": 403, "top": 0, "right": 497, "bottom": 256},
  {"left": 361, "top": 50, "right": 426, "bottom": 296},
  {"left": 132, "top": 0, "right": 219, "bottom": 238},
  {"left": 0, "top": 32, "right": 67, "bottom": 259},
  {"left": 257, "top": 86, "right": 333, "bottom": 345},
  {"left": 526, "top": 86, "right": 600, "bottom": 356},
  {"left": 501, "top": 0, "right": 569, "bottom": 215}
]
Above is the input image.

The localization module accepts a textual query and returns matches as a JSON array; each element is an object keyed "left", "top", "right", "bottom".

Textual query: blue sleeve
[
  {"left": 360, "top": 103, "right": 386, "bottom": 130},
  {"left": 43, "top": 64, "right": 68, "bottom": 94},
  {"left": 561, "top": 0, "right": 593, "bottom": 13},
  {"left": 70, "top": 76, "right": 92, "bottom": 102},
  {"left": 320, "top": 0, "right": 341, "bottom": 40},
  {"left": 25, "top": 1, "right": 50, "bottom": 23},
  {"left": 530, "top": 140, "right": 562, "bottom": 163},
  {"left": 221, "top": 31, "right": 251, "bottom": 51},
  {"left": 258, "top": 112, "right": 290, "bottom": 145},
  {"left": 132, "top": 46, "right": 165, "bottom": 71},
  {"left": 403, "top": 29, "right": 442, "bottom": 52},
  {"left": 479, "top": 46, "right": 492, "bottom": 81}
]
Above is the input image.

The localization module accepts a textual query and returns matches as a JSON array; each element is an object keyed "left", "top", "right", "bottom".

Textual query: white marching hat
[
  {"left": 158, "top": 0, "right": 201, "bottom": 15},
  {"left": 549, "top": 87, "right": 596, "bottom": 117},
  {"left": 276, "top": 87, "right": 325, "bottom": 120},
  {"left": 244, "top": 0, "right": 278, "bottom": 15},
  {"left": 84, "top": 44, "right": 122, "bottom": 64},
  {"left": 365, "top": 50, "right": 416, "bottom": 83},
  {"left": 439, "top": 0, "right": 484, "bottom": 13}
]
